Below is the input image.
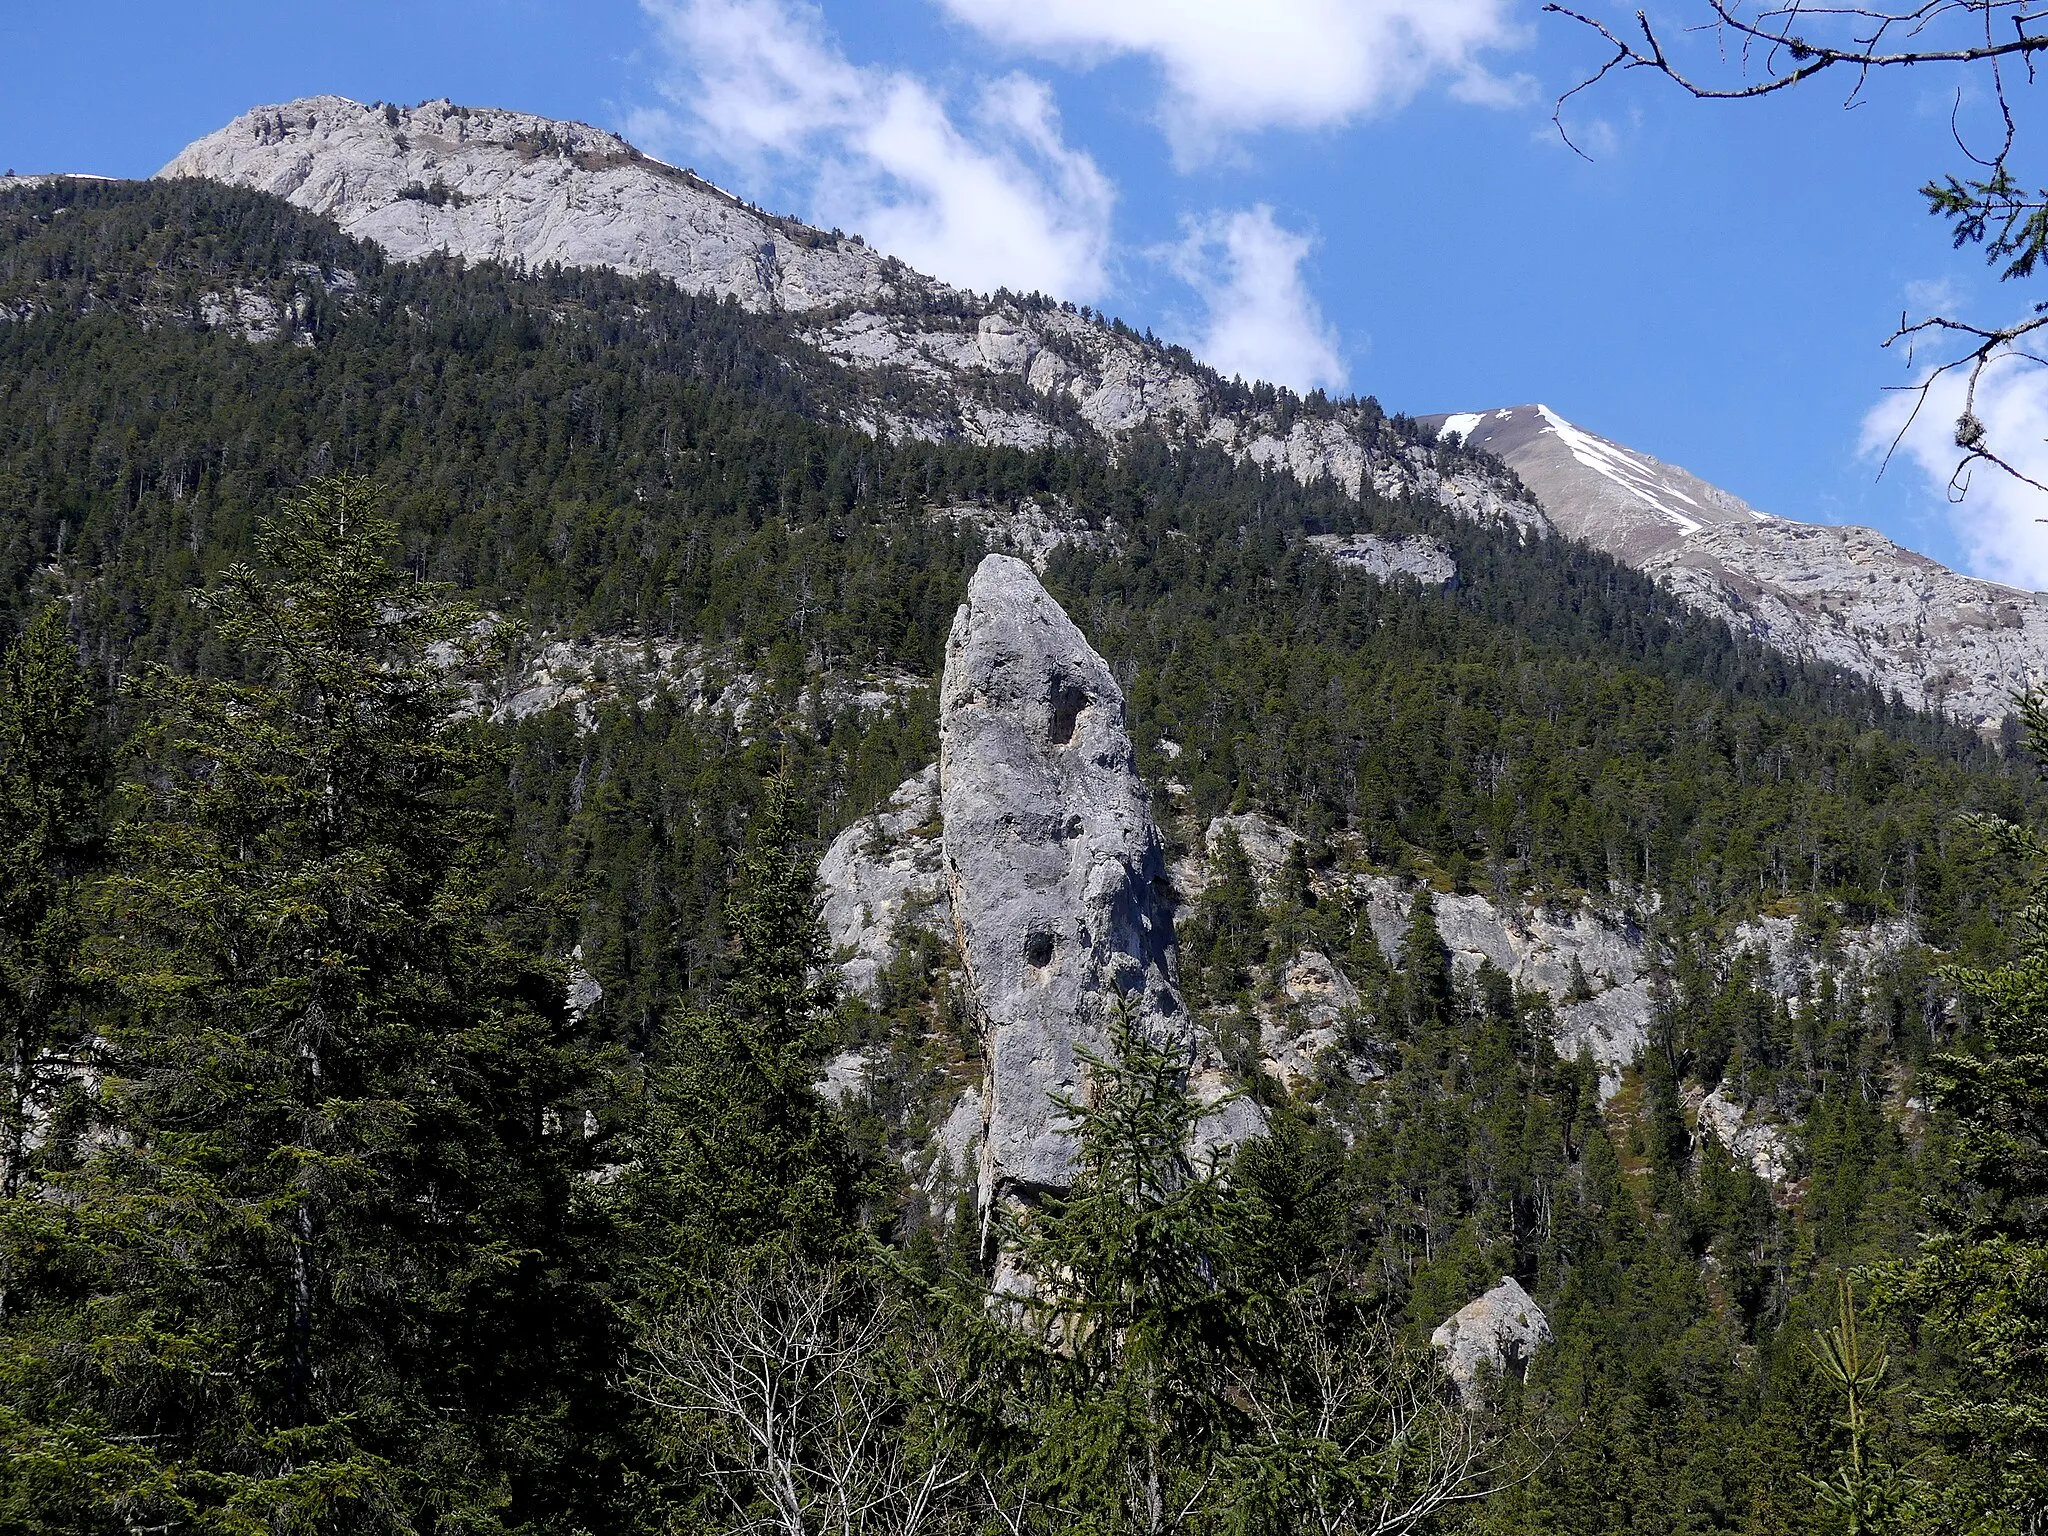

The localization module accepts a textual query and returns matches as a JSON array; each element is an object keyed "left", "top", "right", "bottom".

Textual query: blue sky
[{"left": 4, "top": 1, "right": 2043, "bottom": 585}]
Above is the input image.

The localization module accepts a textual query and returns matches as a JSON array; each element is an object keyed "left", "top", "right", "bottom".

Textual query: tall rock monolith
[{"left": 938, "top": 555, "right": 1194, "bottom": 1224}]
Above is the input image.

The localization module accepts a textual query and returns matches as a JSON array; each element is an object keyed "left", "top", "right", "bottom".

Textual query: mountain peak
[
  {"left": 159, "top": 94, "right": 906, "bottom": 314},
  {"left": 1431, "top": 403, "right": 2048, "bottom": 727}
]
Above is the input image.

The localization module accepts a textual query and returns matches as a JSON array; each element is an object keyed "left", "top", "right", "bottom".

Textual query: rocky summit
[{"left": 1433, "top": 403, "right": 2048, "bottom": 730}]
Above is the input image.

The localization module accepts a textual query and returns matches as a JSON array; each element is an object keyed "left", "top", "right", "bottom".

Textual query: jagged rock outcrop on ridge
[
  {"left": 1431, "top": 1277, "right": 1552, "bottom": 1401},
  {"left": 938, "top": 555, "right": 1246, "bottom": 1212}
]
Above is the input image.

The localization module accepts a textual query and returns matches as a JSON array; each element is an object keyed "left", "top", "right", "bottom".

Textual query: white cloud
[
  {"left": 633, "top": 0, "right": 1115, "bottom": 299},
  {"left": 1863, "top": 352, "right": 2048, "bottom": 589},
  {"left": 1168, "top": 206, "right": 1345, "bottom": 394},
  {"left": 934, "top": 0, "right": 1528, "bottom": 155}
]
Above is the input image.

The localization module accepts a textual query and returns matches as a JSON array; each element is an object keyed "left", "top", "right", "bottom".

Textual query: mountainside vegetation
[{"left": 1, "top": 175, "right": 2044, "bottom": 1534}]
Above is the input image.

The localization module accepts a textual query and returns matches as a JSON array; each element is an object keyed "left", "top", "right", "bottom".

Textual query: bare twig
[{"left": 1547, "top": 1, "right": 2048, "bottom": 495}]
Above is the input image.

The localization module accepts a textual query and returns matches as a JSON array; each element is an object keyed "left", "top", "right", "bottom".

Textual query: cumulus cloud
[
  {"left": 1863, "top": 352, "right": 2048, "bottom": 589},
  {"left": 934, "top": 0, "right": 1529, "bottom": 154},
  {"left": 632, "top": 0, "right": 1115, "bottom": 299},
  {"left": 1168, "top": 207, "right": 1346, "bottom": 394}
]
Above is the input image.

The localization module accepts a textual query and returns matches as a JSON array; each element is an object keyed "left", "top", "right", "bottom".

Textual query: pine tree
[{"left": 0, "top": 478, "right": 620, "bottom": 1535}]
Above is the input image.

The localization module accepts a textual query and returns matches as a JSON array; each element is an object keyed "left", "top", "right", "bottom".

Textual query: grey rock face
[
  {"left": 1308, "top": 532, "right": 1457, "bottom": 586},
  {"left": 161, "top": 97, "right": 900, "bottom": 313},
  {"left": 1432, "top": 1277, "right": 1552, "bottom": 1402},
  {"left": 1354, "top": 877, "right": 1651, "bottom": 1096},
  {"left": 930, "top": 499, "right": 1118, "bottom": 573},
  {"left": 1554, "top": 981, "right": 1655, "bottom": 1102},
  {"left": 1261, "top": 950, "right": 1363, "bottom": 1092},
  {"left": 1732, "top": 913, "right": 1921, "bottom": 999},
  {"left": 817, "top": 766, "right": 950, "bottom": 1004},
  {"left": 939, "top": 555, "right": 1193, "bottom": 1206},
  {"left": 1696, "top": 1084, "right": 1794, "bottom": 1183}
]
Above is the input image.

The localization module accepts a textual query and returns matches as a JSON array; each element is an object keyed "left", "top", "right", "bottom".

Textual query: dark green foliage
[
  {"left": 1872, "top": 697, "right": 2048, "bottom": 1531},
  {"left": 0, "top": 605, "right": 102, "bottom": 1199},
  {"left": 624, "top": 768, "right": 867, "bottom": 1278},
  {"left": 994, "top": 996, "right": 1244, "bottom": 1536},
  {"left": 0, "top": 482, "right": 622, "bottom": 1534}
]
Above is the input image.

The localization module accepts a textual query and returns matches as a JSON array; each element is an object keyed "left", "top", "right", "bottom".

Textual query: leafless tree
[
  {"left": 1225, "top": 1284, "right": 1532, "bottom": 1536},
  {"left": 1548, "top": 1, "right": 2048, "bottom": 494},
  {"left": 636, "top": 1264, "right": 972, "bottom": 1536}
]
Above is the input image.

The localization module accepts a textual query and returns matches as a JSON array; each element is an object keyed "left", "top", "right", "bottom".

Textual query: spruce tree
[
  {"left": 989, "top": 993, "right": 1241, "bottom": 1536},
  {"left": 627, "top": 765, "right": 863, "bottom": 1278},
  {"left": 0, "top": 605, "right": 102, "bottom": 1201},
  {"left": 0, "top": 478, "right": 619, "bottom": 1535}
]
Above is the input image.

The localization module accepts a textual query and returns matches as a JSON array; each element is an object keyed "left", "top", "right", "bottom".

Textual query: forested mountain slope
[
  {"left": 157, "top": 95, "right": 1527, "bottom": 527},
  {"left": 2, "top": 176, "right": 2046, "bottom": 1535},
  {"left": 152, "top": 94, "right": 2048, "bottom": 737}
]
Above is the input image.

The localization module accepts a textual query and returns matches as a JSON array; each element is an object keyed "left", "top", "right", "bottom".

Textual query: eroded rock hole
[
  {"left": 1048, "top": 678, "right": 1087, "bottom": 745},
  {"left": 1024, "top": 931, "right": 1057, "bottom": 968}
]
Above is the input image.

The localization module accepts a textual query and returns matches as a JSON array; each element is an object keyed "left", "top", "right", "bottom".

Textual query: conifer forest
[{"left": 3, "top": 176, "right": 2047, "bottom": 1536}]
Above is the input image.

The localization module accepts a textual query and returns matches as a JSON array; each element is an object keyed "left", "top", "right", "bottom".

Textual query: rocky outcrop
[
  {"left": 1696, "top": 1084, "right": 1795, "bottom": 1183},
  {"left": 938, "top": 555, "right": 1214, "bottom": 1210},
  {"left": 930, "top": 499, "right": 1118, "bottom": 573},
  {"left": 478, "top": 632, "right": 922, "bottom": 736},
  {"left": 1432, "top": 1277, "right": 1552, "bottom": 1402},
  {"left": 1731, "top": 914, "right": 1921, "bottom": 999},
  {"left": 1432, "top": 404, "right": 2048, "bottom": 731},
  {"left": 818, "top": 766, "right": 950, "bottom": 1004},
  {"left": 1308, "top": 532, "right": 1457, "bottom": 586},
  {"left": 1262, "top": 950, "right": 1364, "bottom": 1091},
  {"left": 1355, "top": 878, "right": 1653, "bottom": 1097}
]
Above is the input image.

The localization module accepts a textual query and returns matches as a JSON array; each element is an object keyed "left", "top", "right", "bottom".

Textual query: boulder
[
  {"left": 938, "top": 555, "right": 1208, "bottom": 1212},
  {"left": 1431, "top": 1276, "right": 1552, "bottom": 1402}
]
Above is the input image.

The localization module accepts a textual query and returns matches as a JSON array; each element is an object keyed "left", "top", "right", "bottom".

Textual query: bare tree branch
[
  {"left": 636, "top": 1265, "right": 972, "bottom": 1536},
  {"left": 1548, "top": 0, "right": 2048, "bottom": 496}
]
